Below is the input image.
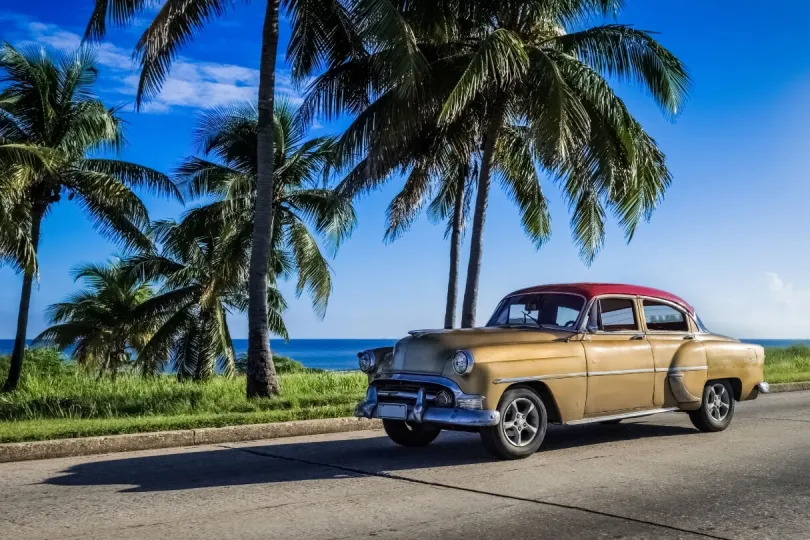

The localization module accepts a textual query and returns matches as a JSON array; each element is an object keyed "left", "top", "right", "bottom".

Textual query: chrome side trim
[
  {"left": 654, "top": 366, "right": 708, "bottom": 373},
  {"left": 495, "top": 365, "right": 709, "bottom": 385},
  {"left": 588, "top": 368, "right": 655, "bottom": 376},
  {"left": 494, "top": 372, "right": 587, "bottom": 384},
  {"left": 567, "top": 407, "right": 680, "bottom": 425}
]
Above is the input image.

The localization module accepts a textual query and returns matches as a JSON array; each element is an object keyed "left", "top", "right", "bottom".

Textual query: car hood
[{"left": 379, "top": 326, "right": 573, "bottom": 375}]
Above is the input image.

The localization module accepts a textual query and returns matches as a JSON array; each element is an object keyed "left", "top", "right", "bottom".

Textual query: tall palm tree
[
  {"left": 34, "top": 261, "right": 155, "bottom": 377},
  {"left": 124, "top": 219, "right": 265, "bottom": 379},
  {"left": 175, "top": 101, "right": 356, "bottom": 317},
  {"left": 382, "top": 144, "right": 475, "bottom": 329},
  {"left": 306, "top": 0, "right": 689, "bottom": 327},
  {"left": 129, "top": 101, "right": 354, "bottom": 380},
  {"left": 84, "top": 0, "right": 412, "bottom": 396},
  {"left": 0, "top": 44, "right": 178, "bottom": 392}
]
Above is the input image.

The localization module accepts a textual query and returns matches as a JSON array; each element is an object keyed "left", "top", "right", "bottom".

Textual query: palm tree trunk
[
  {"left": 246, "top": 0, "right": 281, "bottom": 398},
  {"left": 444, "top": 164, "right": 467, "bottom": 329},
  {"left": 2, "top": 205, "right": 43, "bottom": 393},
  {"left": 460, "top": 102, "right": 506, "bottom": 328}
]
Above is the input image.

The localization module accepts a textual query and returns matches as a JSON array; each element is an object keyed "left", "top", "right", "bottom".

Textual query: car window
[
  {"left": 556, "top": 306, "right": 580, "bottom": 327},
  {"left": 487, "top": 293, "right": 585, "bottom": 328},
  {"left": 643, "top": 300, "right": 689, "bottom": 332},
  {"left": 599, "top": 298, "right": 638, "bottom": 332}
]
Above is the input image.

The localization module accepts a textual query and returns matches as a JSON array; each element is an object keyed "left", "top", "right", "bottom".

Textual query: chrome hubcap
[
  {"left": 501, "top": 398, "right": 540, "bottom": 447},
  {"left": 706, "top": 384, "right": 730, "bottom": 422}
]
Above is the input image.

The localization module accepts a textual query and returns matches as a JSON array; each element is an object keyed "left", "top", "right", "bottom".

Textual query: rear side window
[
  {"left": 643, "top": 300, "right": 689, "bottom": 332},
  {"left": 599, "top": 298, "right": 638, "bottom": 332}
]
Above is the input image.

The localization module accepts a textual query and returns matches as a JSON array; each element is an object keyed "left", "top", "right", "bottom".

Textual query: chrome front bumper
[
  {"left": 354, "top": 375, "right": 500, "bottom": 428},
  {"left": 757, "top": 382, "right": 771, "bottom": 394}
]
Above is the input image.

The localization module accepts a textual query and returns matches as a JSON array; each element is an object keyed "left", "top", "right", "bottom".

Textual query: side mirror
[{"left": 586, "top": 324, "right": 599, "bottom": 334}]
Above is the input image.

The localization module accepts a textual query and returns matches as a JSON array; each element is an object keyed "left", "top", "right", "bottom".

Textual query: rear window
[
  {"left": 643, "top": 300, "right": 689, "bottom": 332},
  {"left": 599, "top": 298, "right": 638, "bottom": 332}
]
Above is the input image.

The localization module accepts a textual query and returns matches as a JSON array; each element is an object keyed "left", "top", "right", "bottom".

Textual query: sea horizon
[{"left": 2, "top": 338, "right": 808, "bottom": 372}]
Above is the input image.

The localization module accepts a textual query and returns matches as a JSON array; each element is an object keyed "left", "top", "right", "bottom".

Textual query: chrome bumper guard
[
  {"left": 354, "top": 375, "right": 500, "bottom": 428},
  {"left": 757, "top": 382, "right": 770, "bottom": 394}
]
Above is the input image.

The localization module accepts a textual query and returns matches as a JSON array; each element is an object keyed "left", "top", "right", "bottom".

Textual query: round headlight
[
  {"left": 358, "top": 350, "right": 376, "bottom": 373},
  {"left": 452, "top": 350, "right": 474, "bottom": 375}
]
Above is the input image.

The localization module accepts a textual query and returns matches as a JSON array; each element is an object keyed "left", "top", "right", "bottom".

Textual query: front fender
[{"left": 442, "top": 341, "right": 588, "bottom": 423}]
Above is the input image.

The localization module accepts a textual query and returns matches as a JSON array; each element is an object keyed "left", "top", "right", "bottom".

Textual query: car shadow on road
[{"left": 43, "top": 422, "right": 695, "bottom": 493}]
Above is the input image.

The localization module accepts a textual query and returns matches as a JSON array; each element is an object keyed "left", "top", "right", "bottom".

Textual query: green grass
[
  {"left": 0, "top": 348, "right": 367, "bottom": 443},
  {"left": 764, "top": 344, "right": 810, "bottom": 383},
  {"left": 0, "top": 344, "right": 808, "bottom": 444}
]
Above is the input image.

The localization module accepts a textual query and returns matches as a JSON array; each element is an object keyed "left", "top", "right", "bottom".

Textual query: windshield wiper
[{"left": 522, "top": 310, "right": 541, "bottom": 326}]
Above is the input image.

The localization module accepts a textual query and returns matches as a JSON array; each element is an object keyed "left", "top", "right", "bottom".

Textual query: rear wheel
[
  {"left": 480, "top": 387, "right": 548, "bottom": 460},
  {"left": 383, "top": 420, "right": 441, "bottom": 447},
  {"left": 689, "top": 380, "right": 735, "bottom": 432}
]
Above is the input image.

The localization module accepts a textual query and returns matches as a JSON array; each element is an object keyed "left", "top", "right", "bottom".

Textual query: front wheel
[
  {"left": 383, "top": 420, "right": 441, "bottom": 447},
  {"left": 689, "top": 380, "right": 735, "bottom": 432},
  {"left": 480, "top": 387, "right": 548, "bottom": 460}
]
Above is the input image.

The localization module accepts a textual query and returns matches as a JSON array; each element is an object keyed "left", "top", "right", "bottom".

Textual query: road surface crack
[
  {"left": 751, "top": 416, "right": 810, "bottom": 424},
  {"left": 224, "top": 445, "right": 731, "bottom": 540}
]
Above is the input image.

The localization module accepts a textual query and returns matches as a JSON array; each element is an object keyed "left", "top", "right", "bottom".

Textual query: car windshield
[{"left": 487, "top": 293, "right": 585, "bottom": 330}]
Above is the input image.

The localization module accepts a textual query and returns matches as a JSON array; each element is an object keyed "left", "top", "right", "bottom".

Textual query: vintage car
[{"left": 355, "top": 283, "right": 770, "bottom": 460}]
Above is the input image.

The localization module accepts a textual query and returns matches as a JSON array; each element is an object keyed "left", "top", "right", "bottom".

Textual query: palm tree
[
  {"left": 124, "top": 219, "right": 259, "bottom": 379},
  {"left": 380, "top": 141, "right": 475, "bottom": 329},
  {"left": 84, "top": 0, "right": 408, "bottom": 396},
  {"left": 0, "top": 44, "right": 178, "bottom": 392},
  {"left": 175, "top": 101, "right": 356, "bottom": 316},
  {"left": 129, "top": 101, "right": 354, "bottom": 381},
  {"left": 307, "top": 0, "right": 689, "bottom": 327},
  {"left": 34, "top": 261, "right": 155, "bottom": 377}
]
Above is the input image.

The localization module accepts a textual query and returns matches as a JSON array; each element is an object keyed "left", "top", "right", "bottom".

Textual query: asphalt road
[{"left": 2, "top": 391, "right": 809, "bottom": 540}]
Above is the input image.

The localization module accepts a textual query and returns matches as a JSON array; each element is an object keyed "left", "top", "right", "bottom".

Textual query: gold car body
[{"left": 355, "top": 284, "right": 768, "bottom": 427}]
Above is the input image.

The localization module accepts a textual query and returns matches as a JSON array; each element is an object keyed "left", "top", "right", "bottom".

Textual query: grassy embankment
[
  {"left": 0, "top": 344, "right": 808, "bottom": 444},
  {"left": 763, "top": 344, "right": 810, "bottom": 384},
  {"left": 0, "top": 348, "right": 367, "bottom": 443}
]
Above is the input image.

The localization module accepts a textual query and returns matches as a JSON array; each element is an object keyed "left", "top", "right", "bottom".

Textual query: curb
[
  {"left": 768, "top": 381, "right": 810, "bottom": 393},
  {"left": 0, "top": 417, "right": 381, "bottom": 464},
  {"left": 1, "top": 383, "right": 807, "bottom": 464}
]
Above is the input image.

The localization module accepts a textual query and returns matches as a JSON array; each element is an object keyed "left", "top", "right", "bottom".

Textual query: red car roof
[{"left": 507, "top": 283, "right": 695, "bottom": 313}]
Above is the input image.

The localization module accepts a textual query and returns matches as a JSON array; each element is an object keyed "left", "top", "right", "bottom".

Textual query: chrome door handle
[
  {"left": 630, "top": 334, "right": 644, "bottom": 340},
  {"left": 683, "top": 334, "right": 695, "bottom": 340}
]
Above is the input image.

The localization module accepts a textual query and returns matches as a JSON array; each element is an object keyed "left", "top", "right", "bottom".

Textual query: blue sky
[{"left": 2, "top": 0, "right": 810, "bottom": 340}]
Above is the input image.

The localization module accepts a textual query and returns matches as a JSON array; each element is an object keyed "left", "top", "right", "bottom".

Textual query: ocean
[{"left": 1, "top": 338, "right": 807, "bottom": 371}]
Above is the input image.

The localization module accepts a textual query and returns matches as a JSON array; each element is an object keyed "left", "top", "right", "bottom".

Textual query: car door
[
  {"left": 582, "top": 296, "right": 655, "bottom": 415},
  {"left": 640, "top": 298, "right": 696, "bottom": 406}
]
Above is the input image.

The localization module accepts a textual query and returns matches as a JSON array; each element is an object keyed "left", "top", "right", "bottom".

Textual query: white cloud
[
  {"left": 699, "top": 272, "right": 810, "bottom": 338},
  {"left": 764, "top": 272, "right": 810, "bottom": 313},
  {"left": 5, "top": 13, "right": 303, "bottom": 113}
]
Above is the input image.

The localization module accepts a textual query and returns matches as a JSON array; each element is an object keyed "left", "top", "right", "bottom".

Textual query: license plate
[{"left": 377, "top": 403, "right": 407, "bottom": 420}]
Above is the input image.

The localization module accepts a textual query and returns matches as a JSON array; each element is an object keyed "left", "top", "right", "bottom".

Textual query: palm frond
[
  {"left": 355, "top": 0, "right": 429, "bottom": 98},
  {"left": 287, "top": 0, "right": 366, "bottom": 80},
  {"left": 440, "top": 29, "right": 529, "bottom": 124},
  {"left": 84, "top": 0, "right": 153, "bottom": 41},
  {"left": 82, "top": 159, "right": 182, "bottom": 202},
  {"left": 494, "top": 126, "right": 551, "bottom": 248},
  {"left": 133, "top": 0, "right": 234, "bottom": 108},
  {"left": 287, "top": 219, "right": 332, "bottom": 317},
  {"left": 549, "top": 24, "right": 690, "bottom": 116},
  {"left": 70, "top": 171, "right": 152, "bottom": 252},
  {"left": 383, "top": 162, "right": 432, "bottom": 243}
]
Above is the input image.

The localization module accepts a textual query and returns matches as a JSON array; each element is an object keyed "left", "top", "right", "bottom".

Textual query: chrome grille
[{"left": 373, "top": 380, "right": 454, "bottom": 407}]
